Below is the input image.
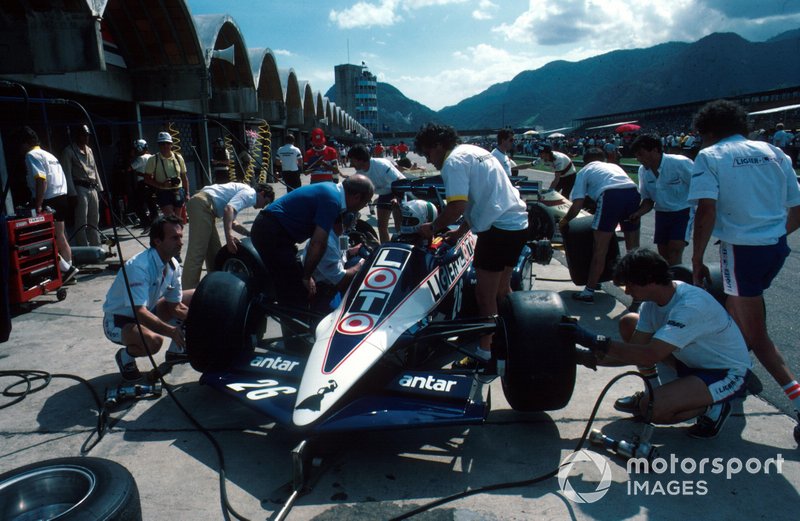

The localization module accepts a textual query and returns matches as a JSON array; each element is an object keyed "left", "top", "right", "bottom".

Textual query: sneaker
[
  {"left": 572, "top": 291, "right": 594, "bottom": 302},
  {"left": 115, "top": 348, "right": 142, "bottom": 381},
  {"left": 165, "top": 350, "right": 189, "bottom": 364},
  {"left": 687, "top": 401, "right": 731, "bottom": 439},
  {"left": 61, "top": 265, "right": 79, "bottom": 285},
  {"left": 614, "top": 391, "right": 644, "bottom": 415}
]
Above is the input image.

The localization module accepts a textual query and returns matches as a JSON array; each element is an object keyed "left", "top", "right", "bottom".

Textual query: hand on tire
[{"left": 560, "top": 322, "right": 609, "bottom": 352}]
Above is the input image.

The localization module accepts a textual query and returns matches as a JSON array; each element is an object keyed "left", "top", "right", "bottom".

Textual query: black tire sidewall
[{"left": 0, "top": 457, "right": 141, "bottom": 521}]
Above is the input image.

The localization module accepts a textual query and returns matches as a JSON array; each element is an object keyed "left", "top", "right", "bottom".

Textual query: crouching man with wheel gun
[{"left": 563, "top": 248, "right": 752, "bottom": 439}]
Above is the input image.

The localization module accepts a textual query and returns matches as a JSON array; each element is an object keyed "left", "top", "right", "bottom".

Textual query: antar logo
[
  {"left": 398, "top": 374, "right": 457, "bottom": 392},
  {"left": 249, "top": 355, "right": 299, "bottom": 372}
]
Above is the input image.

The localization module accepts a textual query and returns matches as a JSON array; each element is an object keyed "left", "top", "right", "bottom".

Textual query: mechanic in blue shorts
[
  {"left": 628, "top": 134, "right": 695, "bottom": 266},
  {"left": 250, "top": 174, "right": 373, "bottom": 308},
  {"left": 414, "top": 123, "right": 528, "bottom": 365},
  {"left": 689, "top": 99, "right": 800, "bottom": 442},
  {"left": 569, "top": 248, "right": 752, "bottom": 438},
  {"left": 559, "top": 147, "right": 641, "bottom": 302}
]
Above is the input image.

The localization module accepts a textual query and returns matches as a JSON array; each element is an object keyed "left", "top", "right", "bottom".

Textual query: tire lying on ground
[
  {"left": 0, "top": 457, "right": 141, "bottom": 521},
  {"left": 668, "top": 264, "right": 726, "bottom": 306},
  {"left": 186, "top": 271, "right": 259, "bottom": 372},
  {"left": 563, "top": 214, "right": 620, "bottom": 286},
  {"left": 500, "top": 290, "right": 576, "bottom": 411}
]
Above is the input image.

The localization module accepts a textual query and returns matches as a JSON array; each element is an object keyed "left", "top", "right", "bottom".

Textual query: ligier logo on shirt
[
  {"left": 732, "top": 156, "right": 775, "bottom": 167},
  {"left": 667, "top": 320, "right": 686, "bottom": 329}
]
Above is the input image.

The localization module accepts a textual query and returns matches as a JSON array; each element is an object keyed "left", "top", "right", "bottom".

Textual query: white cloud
[
  {"left": 472, "top": 0, "right": 497, "bottom": 20},
  {"left": 329, "top": 0, "right": 401, "bottom": 29},
  {"left": 390, "top": 43, "right": 539, "bottom": 110},
  {"left": 272, "top": 49, "right": 295, "bottom": 57},
  {"left": 329, "top": 0, "right": 469, "bottom": 29}
]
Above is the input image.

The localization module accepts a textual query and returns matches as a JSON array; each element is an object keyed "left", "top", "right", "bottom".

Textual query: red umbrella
[{"left": 615, "top": 123, "right": 641, "bottom": 133}]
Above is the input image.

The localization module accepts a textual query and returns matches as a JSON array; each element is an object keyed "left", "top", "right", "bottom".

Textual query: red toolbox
[{"left": 6, "top": 213, "right": 66, "bottom": 304}]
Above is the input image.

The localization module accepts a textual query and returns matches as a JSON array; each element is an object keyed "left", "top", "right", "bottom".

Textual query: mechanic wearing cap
[
  {"left": 250, "top": 174, "right": 374, "bottom": 307},
  {"left": 129, "top": 139, "right": 158, "bottom": 231},
  {"left": 568, "top": 248, "right": 752, "bottom": 439},
  {"left": 211, "top": 137, "right": 231, "bottom": 183},
  {"left": 346, "top": 144, "right": 406, "bottom": 243},
  {"left": 541, "top": 144, "right": 576, "bottom": 197},
  {"left": 144, "top": 132, "right": 190, "bottom": 218},
  {"left": 303, "top": 128, "right": 340, "bottom": 184},
  {"left": 181, "top": 182, "right": 274, "bottom": 290},
  {"left": 62, "top": 124, "right": 104, "bottom": 247},
  {"left": 414, "top": 123, "right": 528, "bottom": 364}
]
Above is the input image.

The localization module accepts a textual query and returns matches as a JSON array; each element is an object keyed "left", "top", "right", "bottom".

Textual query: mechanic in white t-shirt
[
  {"left": 490, "top": 129, "right": 518, "bottom": 177},
  {"left": 541, "top": 145, "right": 577, "bottom": 197},
  {"left": 347, "top": 144, "right": 406, "bottom": 243},
  {"left": 629, "top": 134, "right": 695, "bottom": 265},
  {"left": 414, "top": 124, "right": 528, "bottom": 364},
  {"left": 689, "top": 100, "right": 800, "bottom": 442},
  {"left": 181, "top": 182, "right": 274, "bottom": 289},
  {"left": 569, "top": 248, "right": 751, "bottom": 438},
  {"left": 18, "top": 126, "right": 78, "bottom": 284},
  {"left": 276, "top": 133, "right": 303, "bottom": 192},
  {"left": 103, "top": 216, "right": 193, "bottom": 380},
  {"left": 559, "top": 148, "right": 640, "bottom": 302}
]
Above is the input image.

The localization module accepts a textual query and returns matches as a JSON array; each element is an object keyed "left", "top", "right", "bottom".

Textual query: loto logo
[{"left": 558, "top": 450, "right": 613, "bottom": 504}]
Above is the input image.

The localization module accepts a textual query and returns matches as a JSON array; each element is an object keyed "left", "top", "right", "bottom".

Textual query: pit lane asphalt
[{"left": 1, "top": 158, "right": 797, "bottom": 520}]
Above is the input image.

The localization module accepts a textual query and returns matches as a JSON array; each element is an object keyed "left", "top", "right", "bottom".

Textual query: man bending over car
[
  {"left": 414, "top": 123, "right": 528, "bottom": 368},
  {"left": 567, "top": 248, "right": 751, "bottom": 439}
]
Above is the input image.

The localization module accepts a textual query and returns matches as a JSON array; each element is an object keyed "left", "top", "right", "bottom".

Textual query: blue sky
[{"left": 186, "top": 1, "right": 800, "bottom": 111}]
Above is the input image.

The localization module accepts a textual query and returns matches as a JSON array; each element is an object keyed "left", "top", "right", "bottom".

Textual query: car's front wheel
[{"left": 499, "top": 290, "right": 576, "bottom": 411}]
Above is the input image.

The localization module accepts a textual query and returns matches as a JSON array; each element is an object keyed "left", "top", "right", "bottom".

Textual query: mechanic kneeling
[
  {"left": 567, "top": 248, "right": 752, "bottom": 439},
  {"left": 102, "top": 216, "right": 193, "bottom": 381}
]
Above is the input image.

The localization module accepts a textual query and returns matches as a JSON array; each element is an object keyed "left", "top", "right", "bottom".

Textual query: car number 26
[{"left": 226, "top": 379, "right": 297, "bottom": 400}]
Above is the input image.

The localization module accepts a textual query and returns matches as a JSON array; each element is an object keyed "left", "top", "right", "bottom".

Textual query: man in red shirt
[{"left": 303, "top": 128, "right": 339, "bottom": 184}]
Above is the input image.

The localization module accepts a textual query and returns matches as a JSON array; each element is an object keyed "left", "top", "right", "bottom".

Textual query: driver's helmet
[
  {"left": 400, "top": 199, "right": 438, "bottom": 234},
  {"left": 133, "top": 139, "right": 148, "bottom": 153}
]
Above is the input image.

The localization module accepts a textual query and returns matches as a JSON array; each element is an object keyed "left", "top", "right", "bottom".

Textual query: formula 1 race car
[{"left": 185, "top": 178, "right": 586, "bottom": 434}]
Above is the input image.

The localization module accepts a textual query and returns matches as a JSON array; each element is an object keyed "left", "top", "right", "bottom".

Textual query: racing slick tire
[
  {"left": 186, "top": 271, "right": 259, "bottom": 372},
  {"left": 499, "top": 290, "right": 576, "bottom": 411},
  {"left": 213, "top": 238, "right": 274, "bottom": 298},
  {"left": 527, "top": 203, "right": 555, "bottom": 241},
  {"left": 668, "top": 264, "right": 726, "bottom": 306},
  {"left": 0, "top": 457, "right": 141, "bottom": 520},
  {"left": 563, "top": 214, "right": 619, "bottom": 286}
]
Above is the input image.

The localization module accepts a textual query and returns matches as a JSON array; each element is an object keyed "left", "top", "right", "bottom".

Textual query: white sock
[
  {"left": 59, "top": 256, "right": 71, "bottom": 271},
  {"left": 581, "top": 287, "right": 595, "bottom": 295},
  {"left": 782, "top": 381, "right": 800, "bottom": 411}
]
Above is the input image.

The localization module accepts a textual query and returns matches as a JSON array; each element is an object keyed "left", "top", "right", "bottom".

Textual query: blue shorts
[
  {"left": 719, "top": 236, "right": 789, "bottom": 297},
  {"left": 654, "top": 208, "right": 691, "bottom": 245},
  {"left": 675, "top": 360, "right": 748, "bottom": 404},
  {"left": 593, "top": 187, "right": 640, "bottom": 232}
]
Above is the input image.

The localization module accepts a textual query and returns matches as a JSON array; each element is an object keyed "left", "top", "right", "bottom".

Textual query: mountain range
[{"left": 328, "top": 29, "right": 800, "bottom": 132}]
